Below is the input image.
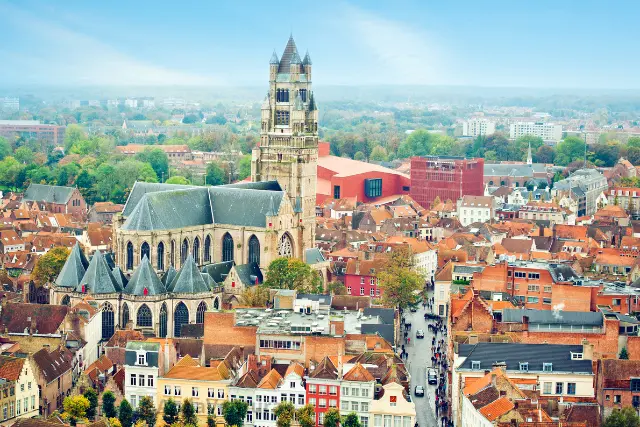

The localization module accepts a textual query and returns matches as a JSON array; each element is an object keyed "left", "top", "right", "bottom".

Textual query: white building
[
  {"left": 1, "top": 97, "right": 19, "bottom": 111},
  {"left": 457, "top": 195, "right": 496, "bottom": 226},
  {"left": 69, "top": 300, "right": 102, "bottom": 376},
  {"left": 462, "top": 119, "right": 496, "bottom": 137},
  {"left": 124, "top": 342, "right": 160, "bottom": 409},
  {"left": 125, "top": 99, "right": 138, "bottom": 109},
  {"left": 509, "top": 122, "right": 563, "bottom": 142},
  {"left": 340, "top": 363, "right": 376, "bottom": 427}
]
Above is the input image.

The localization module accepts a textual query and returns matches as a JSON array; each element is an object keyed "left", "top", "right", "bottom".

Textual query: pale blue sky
[{"left": 0, "top": 0, "right": 638, "bottom": 88}]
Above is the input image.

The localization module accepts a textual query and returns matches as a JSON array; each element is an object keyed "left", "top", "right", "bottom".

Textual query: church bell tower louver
[{"left": 251, "top": 36, "right": 318, "bottom": 250}]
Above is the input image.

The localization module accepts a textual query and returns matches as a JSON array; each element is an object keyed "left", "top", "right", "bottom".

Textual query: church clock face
[{"left": 278, "top": 234, "right": 293, "bottom": 257}]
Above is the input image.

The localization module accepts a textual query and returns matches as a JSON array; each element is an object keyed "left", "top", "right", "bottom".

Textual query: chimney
[
  {"left": 355, "top": 258, "right": 361, "bottom": 275},
  {"left": 491, "top": 373, "right": 497, "bottom": 387},
  {"left": 582, "top": 342, "right": 594, "bottom": 360},
  {"left": 247, "top": 354, "right": 258, "bottom": 373},
  {"left": 492, "top": 361, "right": 507, "bottom": 372},
  {"left": 330, "top": 319, "right": 345, "bottom": 336}
]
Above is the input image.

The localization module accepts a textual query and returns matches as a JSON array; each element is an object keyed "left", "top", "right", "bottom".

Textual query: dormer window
[
  {"left": 571, "top": 352, "right": 583, "bottom": 360},
  {"left": 543, "top": 363, "right": 553, "bottom": 372},
  {"left": 471, "top": 361, "right": 481, "bottom": 369},
  {"left": 519, "top": 362, "right": 529, "bottom": 372},
  {"left": 137, "top": 352, "right": 147, "bottom": 366}
]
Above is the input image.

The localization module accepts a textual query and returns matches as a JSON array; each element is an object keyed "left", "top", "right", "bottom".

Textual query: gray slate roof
[
  {"left": 278, "top": 36, "right": 299, "bottom": 74},
  {"left": 23, "top": 183, "right": 75, "bottom": 204},
  {"left": 235, "top": 262, "right": 263, "bottom": 286},
  {"left": 55, "top": 243, "right": 89, "bottom": 288},
  {"left": 202, "top": 261, "right": 233, "bottom": 284},
  {"left": 122, "top": 182, "right": 195, "bottom": 217},
  {"left": 161, "top": 266, "right": 178, "bottom": 287},
  {"left": 458, "top": 343, "right": 593, "bottom": 374},
  {"left": 305, "top": 248, "right": 326, "bottom": 265},
  {"left": 77, "top": 250, "right": 123, "bottom": 294},
  {"left": 453, "top": 265, "right": 485, "bottom": 275},
  {"left": 124, "top": 256, "right": 167, "bottom": 296},
  {"left": 169, "top": 255, "right": 211, "bottom": 294},
  {"left": 208, "top": 186, "right": 283, "bottom": 228},
  {"left": 501, "top": 308, "right": 603, "bottom": 327},
  {"left": 112, "top": 266, "right": 129, "bottom": 288}
]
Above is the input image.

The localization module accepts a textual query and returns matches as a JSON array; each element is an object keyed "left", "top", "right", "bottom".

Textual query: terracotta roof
[
  {"left": 257, "top": 368, "right": 283, "bottom": 389},
  {"left": 0, "top": 303, "right": 68, "bottom": 334},
  {"left": 500, "top": 238, "right": 533, "bottom": 255},
  {"left": 163, "top": 364, "right": 228, "bottom": 381},
  {"left": 284, "top": 362, "right": 304, "bottom": 378},
  {"left": 343, "top": 363, "right": 375, "bottom": 382},
  {"left": 369, "top": 209, "right": 393, "bottom": 224},
  {"left": 0, "top": 356, "right": 25, "bottom": 381},
  {"left": 554, "top": 225, "right": 588, "bottom": 241},
  {"left": 309, "top": 356, "right": 339, "bottom": 380},
  {"left": 86, "top": 354, "right": 112, "bottom": 373},
  {"left": 385, "top": 236, "right": 435, "bottom": 253},
  {"left": 105, "top": 329, "right": 145, "bottom": 348},
  {"left": 175, "top": 354, "right": 200, "bottom": 367},
  {"left": 478, "top": 397, "right": 515, "bottom": 421}
]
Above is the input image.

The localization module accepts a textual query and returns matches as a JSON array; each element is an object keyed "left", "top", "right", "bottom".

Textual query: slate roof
[
  {"left": 112, "top": 266, "right": 129, "bottom": 288},
  {"left": 305, "top": 248, "right": 326, "bottom": 265},
  {"left": 161, "top": 266, "right": 178, "bottom": 287},
  {"left": 453, "top": 265, "right": 485, "bottom": 275},
  {"left": 458, "top": 343, "right": 593, "bottom": 374},
  {"left": 122, "top": 182, "right": 196, "bottom": 217},
  {"left": 208, "top": 186, "right": 283, "bottom": 228},
  {"left": 32, "top": 347, "right": 72, "bottom": 384},
  {"left": 55, "top": 243, "right": 89, "bottom": 288},
  {"left": 77, "top": 250, "right": 123, "bottom": 294},
  {"left": 124, "top": 256, "right": 166, "bottom": 296},
  {"left": 202, "top": 261, "right": 233, "bottom": 283},
  {"left": 501, "top": 308, "right": 603, "bottom": 327},
  {"left": 169, "top": 255, "right": 211, "bottom": 293},
  {"left": 0, "top": 303, "right": 68, "bottom": 334},
  {"left": 235, "top": 263, "right": 263, "bottom": 286},
  {"left": 277, "top": 36, "right": 299, "bottom": 74},
  {"left": 23, "top": 184, "right": 75, "bottom": 204}
]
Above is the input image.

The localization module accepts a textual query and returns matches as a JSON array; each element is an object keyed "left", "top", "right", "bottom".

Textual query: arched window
[
  {"left": 102, "top": 302, "right": 115, "bottom": 340},
  {"left": 170, "top": 240, "right": 176, "bottom": 267},
  {"left": 122, "top": 303, "right": 130, "bottom": 327},
  {"left": 213, "top": 297, "right": 219, "bottom": 310},
  {"left": 196, "top": 301, "right": 207, "bottom": 324},
  {"left": 277, "top": 233, "right": 294, "bottom": 258},
  {"left": 174, "top": 302, "right": 189, "bottom": 337},
  {"left": 137, "top": 304, "right": 153, "bottom": 327},
  {"left": 126, "top": 242, "right": 134, "bottom": 270},
  {"left": 157, "top": 242, "right": 165, "bottom": 271},
  {"left": 181, "top": 238, "right": 189, "bottom": 264},
  {"left": 61, "top": 295, "right": 71, "bottom": 306},
  {"left": 248, "top": 235, "right": 260, "bottom": 265},
  {"left": 193, "top": 237, "right": 200, "bottom": 264},
  {"left": 141, "top": 242, "right": 150, "bottom": 261},
  {"left": 159, "top": 303, "right": 168, "bottom": 338},
  {"left": 489, "top": 181, "right": 494, "bottom": 185},
  {"left": 222, "top": 233, "right": 234, "bottom": 262},
  {"left": 204, "top": 235, "right": 211, "bottom": 263}
]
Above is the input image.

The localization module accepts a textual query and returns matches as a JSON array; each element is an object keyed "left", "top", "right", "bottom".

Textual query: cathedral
[{"left": 50, "top": 36, "right": 322, "bottom": 339}]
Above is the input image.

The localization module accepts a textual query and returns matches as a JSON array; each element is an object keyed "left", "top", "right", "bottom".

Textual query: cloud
[
  {"left": 341, "top": 3, "right": 447, "bottom": 85},
  {"left": 0, "top": 1, "right": 221, "bottom": 86}
]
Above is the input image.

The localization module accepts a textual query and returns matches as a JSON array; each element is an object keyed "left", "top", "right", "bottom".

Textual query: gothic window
[
  {"left": 196, "top": 301, "right": 207, "bottom": 324},
  {"left": 170, "top": 240, "right": 176, "bottom": 266},
  {"left": 222, "top": 233, "right": 234, "bottom": 262},
  {"left": 204, "top": 235, "right": 211, "bottom": 263},
  {"left": 285, "top": 89, "right": 289, "bottom": 102},
  {"left": 122, "top": 303, "right": 130, "bottom": 327},
  {"left": 193, "top": 237, "right": 200, "bottom": 264},
  {"left": 101, "top": 302, "right": 115, "bottom": 340},
  {"left": 61, "top": 295, "right": 71, "bottom": 306},
  {"left": 181, "top": 238, "right": 189, "bottom": 264},
  {"left": 137, "top": 304, "right": 153, "bottom": 327},
  {"left": 126, "top": 242, "right": 134, "bottom": 270},
  {"left": 276, "top": 111, "right": 290, "bottom": 126},
  {"left": 248, "top": 235, "right": 260, "bottom": 265},
  {"left": 159, "top": 303, "right": 168, "bottom": 338},
  {"left": 157, "top": 242, "right": 165, "bottom": 271},
  {"left": 141, "top": 242, "right": 150, "bottom": 261},
  {"left": 277, "top": 233, "right": 293, "bottom": 258},
  {"left": 299, "top": 89, "right": 307, "bottom": 102},
  {"left": 174, "top": 302, "right": 189, "bottom": 337},
  {"left": 213, "top": 297, "right": 219, "bottom": 310}
]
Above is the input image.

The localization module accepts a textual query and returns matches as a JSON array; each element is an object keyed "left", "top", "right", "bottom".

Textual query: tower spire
[{"left": 526, "top": 141, "right": 532, "bottom": 165}]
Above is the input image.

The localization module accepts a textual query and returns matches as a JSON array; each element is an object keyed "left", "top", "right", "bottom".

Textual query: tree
[
  {"left": 207, "top": 415, "right": 216, "bottom": 427},
  {"left": 14, "top": 147, "right": 34, "bottom": 164},
  {"left": 102, "top": 391, "right": 118, "bottom": 419},
  {"left": 326, "top": 281, "right": 347, "bottom": 295},
  {"left": 263, "top": 258, "right": 323, "bottom": 293},
  {"left": 604, "top": 407, "right": 640, "bottom": 427},
  {"left": 555, "top": 136, "right": 586, "bottom": 166},
  {"left": 205, "top": 162, "right": 226, "bottom": 186},
  {"left": 535, "top": 145, "right": 555, "bottom": 164},
  {"left": 222, "top": 400, "right": 249, "bottom": 427},
  {"left": 119, "top": 399, "right": 134, "bottom": 427},
  {"left": 0, "top": 137, "right": 11, "bottom": 161},
  {"left": 354, "top": 151, "right": 366, "bottom": 161},
  {"left": 32, "top": 246, "right": 70, "bottom": 285},
  {"left": 135, "top": 148, "right": 169, "bottom": 181},
  {"left": 182, "top": 114, "right": 199, "bottom": 124},
  {"left": 136, "top": 396, "right": 157, "bottom": 427},
  {"left": 63, "top": 395, "right": 90, "bottom": 426},
  {"left": 296, "top": 405, "right": 315, "bottom": 427},
  {"left": 273, "top": 401, "right": 296, "bottom": 427},
  {"left": 628, "top": 137, "right": 640, "bottom": 149},
  {"left": 628, "top": 147, "right": 640, "bottom": 165},
  {"left": 83, "top": 388, "right": 98, "bottom": 419},
  {"left": 107, "top": 418, "right": 122, "bottom": 427},
  {"left": 483, "top": 133, "right": 511, "bottom": 160},
  {"left": 378, "top": 247, "right": 423, "bottom": 309},
  {"left": 237, "top": 155, "right": 252, "bottom": 180},
  {"left": 0, "top": 156, "right": 25, "bottom": 190},
  {"left": 165, "top": 176, "right": 191, "bottom": 185},
  {"left": 239, "top": 285, "right": 270, "bottom": 307},
  {"left": 64, "top": 124, "right": 87, "bottom": 153},
  {"left": 324, "top": 409, "right": 341, "bottom": 427},
  {"left": 342, "top": 413, "right": 361, "bottom": 427},
  {"left": 369, "top": 145, "right": 388, "bottom": 162},
  {"left": 163, "top": 399, "right": 179, "bottom": 425},
  {"left": 181, "top": 399, "right": 198, "bottom": 426},
  {"left": 620, "top": 347, "right": 630, "bottom": 360}
]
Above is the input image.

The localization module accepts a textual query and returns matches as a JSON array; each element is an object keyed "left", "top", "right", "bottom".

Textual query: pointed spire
[
  {"left": 170, "top": 255, "right": 210, "bottom": 294},
  {"left": 278, "top": 36, "right": 299, "bottom": 73},
  {"left": 112, "top": 266, "right": 129, "bottom": 289},
  {"left": 290, "top": 50, "right": 301, "bottom": 65},
  {"left": 162, "top": 265, "right": 178, "bottom": 288},
  {"left": 55, "top": 243, "right": 89, "bottom": 288},
  {"left": 303, "top": 50, "right": 312, "bottom": 65},
  {"left": 77, "top": 250, "right": 122, "bottom": 294},
  {"left": 125, "top": 256, "right": 166, "bottom": 296},
  {"left": 527, "top": 141, "right": 533, "bottom": 165},
  {"left": 269, "top": 50, "right": 279, "bottom": 65}
]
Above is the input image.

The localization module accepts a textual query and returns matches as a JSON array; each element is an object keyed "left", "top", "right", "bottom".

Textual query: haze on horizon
[{"left": 1, "top": 0, "right": 639, "bottom": 90}]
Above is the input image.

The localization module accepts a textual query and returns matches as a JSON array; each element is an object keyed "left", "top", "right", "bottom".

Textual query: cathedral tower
[{"left": 252, "top": 36, "right": 318, "bottom": 251}]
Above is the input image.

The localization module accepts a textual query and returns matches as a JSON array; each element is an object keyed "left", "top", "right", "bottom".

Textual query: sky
[{"left": 1, "top": 0, "right": 639, "bottom": 89}]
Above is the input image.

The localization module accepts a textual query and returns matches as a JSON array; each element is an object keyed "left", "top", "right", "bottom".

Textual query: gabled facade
[
  {"left": 306, "top": 357, "right": 340, "bottom": 426},
  {"left": 124, "top": 342, "right": 160, "bottom": 408},
  {"left": 340, "top": 363, "right": 375, "bottom": 427}
]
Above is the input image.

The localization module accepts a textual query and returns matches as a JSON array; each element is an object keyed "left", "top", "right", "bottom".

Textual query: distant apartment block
[
  {"left": 1, "top": 97, "right": 19, "bottom": 111},
  {"left": 115, "top": 144, "right": 193, "bottom": 164},
  {"left": 163, "top": 98, "right": 187, "bottom": 109},
  {"left": 0, "top": 120, "right": 65, "bottom": 146},
  {"left": 462, "top": 119, "right": 495, "bottom": 137},
  {"left": 509, "top": 121, "right": 563, "bottom": 142}
]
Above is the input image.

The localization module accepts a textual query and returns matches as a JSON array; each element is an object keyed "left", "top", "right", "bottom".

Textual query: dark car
[
  {"left": 414, "top": 385, "right": 425, "bottom": 397},
  {"left": 410, "top": 306, "right": 418, "bottom": 312}
]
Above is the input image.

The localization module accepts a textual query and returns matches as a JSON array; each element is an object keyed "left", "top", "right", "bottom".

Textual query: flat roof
[{"left": 318, "top": 155, "right": 408, "bottom": 178}]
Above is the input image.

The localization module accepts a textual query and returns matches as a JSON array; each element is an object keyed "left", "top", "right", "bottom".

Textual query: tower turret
[
  {"left": 303, "top": 50, "right": 312, "bottom": 80},
  {"left": 269, "top": 50, "right": 279, "bottom": 82}
]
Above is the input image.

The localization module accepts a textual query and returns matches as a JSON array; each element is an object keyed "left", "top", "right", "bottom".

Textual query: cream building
[
  {"left": 509, "top": 122, "right": 563, "bottom": 142},
  {"left": 462, "top": 119, "right": 496, "bottom": 137},
  {"left": 370, "top": 382, "right": 415, "bottom": 427},
  {"left": 0, "top": 356, "right": 39, "bottom": 422}
]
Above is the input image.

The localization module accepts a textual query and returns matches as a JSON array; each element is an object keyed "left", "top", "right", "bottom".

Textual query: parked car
[
  {"left": 410, "top": 306, "right": 418, "bottom": 312},
  {"left": 416, "top": 329, "right": 425, "bottom": 338},
  {"left": 414, "top": 385, "right": 425, "bottom": 397},
  {"left": 427, "top": 369, "right": 438, "bottom": 385}
]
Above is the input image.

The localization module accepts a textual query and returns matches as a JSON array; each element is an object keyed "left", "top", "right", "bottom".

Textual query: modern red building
[
  {"left": 409, "top": 156, "right": 484, "bottom": 209},
  {"left": 0, "top": 120, "right": 65, "bottom": 147}
]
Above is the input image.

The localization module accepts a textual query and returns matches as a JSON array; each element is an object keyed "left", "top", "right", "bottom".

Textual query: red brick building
[
  {"left": 0, "top": 120, "right": 65, "bottom": 147},
  {"left": 344, "top": 258, "right": 383, "bottom": 298},
  {"left": 409, "top": 156, "right": 484, "bottom": 209},
  {"left": 306, "top": 356, "right": 341, "bottom": 426},
  {"left": 596, "top": 359, "right": 640, "bottom": 417},
  {"left": 22, "top": 184, "right": 87, "bottom": 217}
]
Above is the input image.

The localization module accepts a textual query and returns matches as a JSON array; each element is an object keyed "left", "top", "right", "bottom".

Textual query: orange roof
[
  {"left": 343, "top": 363, "right": 375, "bottom": 382},
  {"left": 163, "top": 365, "right": 225, "bottom": 381},
  {"left": 369, "top": 208, "right": 393, "bottom": 224},
  {"left": 479, "top": 397, "right": 515, "bottom": 421},
  {"left": 554, "top": 224, "right": 588, "bottom": 241},
  {"left": 385, "top": 236, "right": 434, "bottom": 253},
  {"left": 175, "top": 354, "right": 200, "bottom": 367},
  {"left": 463, "top": 375, "right": 491, "bottom": 396},
  {"left": 258, "top": 368, "right": 283, "bottom": 389},
  {"left": 0, "top": 357, "right": 25, "bottom": 381},
  {"left": 284, "top": 362, "right": 304, "bottom": 378}
]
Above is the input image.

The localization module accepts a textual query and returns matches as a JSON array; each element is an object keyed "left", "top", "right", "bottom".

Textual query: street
[{"left": 403, "top": 303, "right": 440, "bottom": 427}]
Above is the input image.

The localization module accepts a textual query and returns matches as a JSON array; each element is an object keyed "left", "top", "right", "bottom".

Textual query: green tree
[
  {"left": 326, "top": 281, "right": 347, "bottom": 295},
  {"left": 628, "top": 137, "right": 640, "bottom": 149},
  {"left": 64, "top": 124, "right": 87, "bottom": 153},
  {"left": 63, "top": 395, "right": 90, "bottom": 426},
  {"left": 102, "top": 391, "right": 118, "bottom": 419},
  {"left": 370, "top": 145, "right": 388, "bottom": 162},
  {"left": 378, "top": 247, "right": 424, "bottom": 309},
  {"left": 14, "top": 147, "right": 34, "bottom": 164},
  {"left": 555, "top": 136, "right": 586, "bottom": 166},
  {"left": 136, "top": 396, "right": 157, "bottom": 427},
  {"left": 237, "top": 155, "right": 252, "bottom": 180},
  {"left": 182, "top": 114, "right": 200, "bottom": 124},
  {"left": 163, "top": 399, "right": 179, "bottom": 425},
  {"left": 263, "top": 258, "right": 323, "bottom": 293},
  {"left": 620, "top": 347, "right": 630, "bottom": 360},
  {"left": 107, "top": 418, "right": 122, "bottom": 427},
  {"left": 222, "top": 399, "right": 249, "bottom": 427},
  {"left": 514, "top": 135, "right": 544, "bottom": 161},
  {"left": 535, "top": 145, "right": 556, "bottom": 164},
  {"left": 0, "top": 137, "right": 11, "bottom": 161},
  {"left": 83, "top": 388, "right": 99, "bottom": 419},
  {"left": 119, "top": 399, "right": 134, "bottom": 427},
  {"left": 207, "top": 415, "right": 216, "bottom": 427},
  {"left": 181, "top": 399, "right": 198, "bottom": 426},
  {"left": 604, "top": 407, "right": 640, "bottom": 427},
  {"left": 0, "top": 156, "right": 25, "bottom": 190},
  {"left": 165, "top": 176, "right": 191, "bottom": 185},
  {"left": 324, "top": 409, "right": 341, "bottom": 427},
  {"left": 296, "top": 405, "right": 316, "bottom": 427},
  {"left": 205, "top": 161, "right": 226, "bottom": 186},
  {"left": 32, "top": 246, "right": 70, "bottom": 285},
  {"left": 354, "top": 151, "right": 366, "bottom": 161},
  {"left": 342, "top": 413, "right": 361, "bottom": 427},
  {"left": 239, "top": 285, "right": 270, "bottom": 307},
  {"left": 273, "top": 401, "right": 296, "bottom": 427},
  {"left": 135, "top": 148, "right": 169, "bottom": 181}
]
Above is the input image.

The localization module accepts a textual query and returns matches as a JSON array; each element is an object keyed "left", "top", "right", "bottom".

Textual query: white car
[
  {"left": 427, "top": 368, "right": 438, "bottom": 385},
  {"left": 414, "top": 385, "right": 425, "bottom": 397}
]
